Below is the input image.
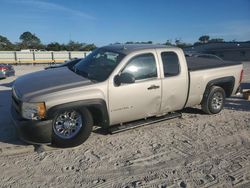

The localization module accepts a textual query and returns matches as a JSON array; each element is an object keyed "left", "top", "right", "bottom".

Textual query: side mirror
[{"left": 114, "top": 73, "right": 135, "bottom": 86}]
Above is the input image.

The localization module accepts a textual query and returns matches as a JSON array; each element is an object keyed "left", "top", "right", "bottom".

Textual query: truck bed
[{"left": 186, "top": 57, "right": 241, "bottom": 71}]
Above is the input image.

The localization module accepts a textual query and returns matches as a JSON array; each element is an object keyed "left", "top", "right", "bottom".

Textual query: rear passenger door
[{"left": 156, "top": 49, "right": 189, "bottom": 113}]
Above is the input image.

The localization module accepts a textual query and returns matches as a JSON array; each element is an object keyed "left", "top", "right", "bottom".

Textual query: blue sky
[{"left": 0, "top": 0, "right": 250, "bottom": 46}]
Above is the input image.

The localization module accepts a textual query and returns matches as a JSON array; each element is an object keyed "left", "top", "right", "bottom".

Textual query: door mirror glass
[{"left": 114, "top": 73, "right": 135, "bottom": 86}]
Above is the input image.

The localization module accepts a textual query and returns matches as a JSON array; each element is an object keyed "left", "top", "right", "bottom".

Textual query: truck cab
[{"left": 107, "top": 46, "right": 189, "bottom": 125}]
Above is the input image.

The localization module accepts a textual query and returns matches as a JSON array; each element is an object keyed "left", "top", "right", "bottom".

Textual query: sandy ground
[{"left": 0, "top": 63, "right": 250, "bottom": 188}]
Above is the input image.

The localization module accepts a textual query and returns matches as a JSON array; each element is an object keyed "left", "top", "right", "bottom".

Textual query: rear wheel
[
  {"left": 52, "top": 108, "right": 93, "bottom": 147},
  {"left": 201, "top": 86, "right": 226, "bottom": 114}
]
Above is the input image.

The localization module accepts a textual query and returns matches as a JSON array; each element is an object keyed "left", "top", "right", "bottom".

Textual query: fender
[
  {"left": 203, "top": 76, "right": 235, "bottom": 99},
  {"left": 46, "top": 99, "right": 110, "bottom": 128}
]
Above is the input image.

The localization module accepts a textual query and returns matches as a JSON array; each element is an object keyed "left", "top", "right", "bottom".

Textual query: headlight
[{"left": 22, "top": 102, "right": 46, "bottom": 120}]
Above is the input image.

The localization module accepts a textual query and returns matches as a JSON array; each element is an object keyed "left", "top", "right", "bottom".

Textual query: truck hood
[{"left": 13, "top": 67, "right": 93, "bottom": 101}]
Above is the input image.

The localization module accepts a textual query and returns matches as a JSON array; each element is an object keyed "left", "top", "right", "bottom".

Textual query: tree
[
  {"left": 65, "top": 40, "right": 85, "bottom": 51},
  {"left": 198, "top": 35, "right": 210, "bottom": 44},
  {"left": 46, "top": 42, "right": 63, "bottom": 51},
  {"left": 45, "top": 42, "right": 96, "bottom": 51},
  {"left": 0, "top": 35, "right": 14, "bottom": 50},
  {"left": 174, "top": 39, "right": 192, "bottom": 48},
  {"left": 125, "top": 41, "right": 134, "bottom": 44},
  {"left": 82, "top": 44, "right": 96, "bottom": 51},
  {"left": 19, "top": 31, "right": 41, "bottom": 49},
  {"left": 164, "top": 40, "right": 172, "bottom": 46}
]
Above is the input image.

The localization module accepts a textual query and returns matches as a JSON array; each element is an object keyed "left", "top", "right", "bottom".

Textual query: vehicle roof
[{"left": 102, "top": 44, "right": 177, "bottom": 55}]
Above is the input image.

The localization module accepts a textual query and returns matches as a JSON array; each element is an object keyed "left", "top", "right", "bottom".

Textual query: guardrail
[{"left": 0, "top": 51, "right": 91, "bottom": 64}]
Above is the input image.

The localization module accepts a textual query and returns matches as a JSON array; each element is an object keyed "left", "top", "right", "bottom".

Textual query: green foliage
[
  {"left": 19, "top": 31, "right": 41, "bottom": 49},
  {"left": 46, "top": 42, "right": 63, "bottom": 51},
  {"left": 0, "top": 35, "right": 15, "bottom": 50},
  {"left": 0, "top": 32, "right": 237, "bottom": 52},
  {"left": 0, "top": 31, "right": 97, "bottom": 51},
  {"left": 174, "top": 39, "right": 192, "bottom": 48},
  {"left": 194, "top": 36, "right": 226, "bottom": 46},
  {"left": 199, "top": 35, "right": 210, "bottom": 43},
  {"left": 66, "top": 40, "right": 84, "bottom": 51},
  {"left": 82, "top": 44, "right": 96, "bottom": 51},
  {"left": 46, "top": 41, "right": 96, "bottom": 51}
]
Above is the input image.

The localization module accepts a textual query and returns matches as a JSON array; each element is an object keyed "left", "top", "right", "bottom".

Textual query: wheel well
[
  {"left": 46, "top": 99, "right": 110, "bottom": 128},
  {"left": 204, "top": 77, "right": 235, "bottom": 98},
  {"left": 213, "top": 82, "right": 233, "bottom": 97},
  {"left": 87, "top": 106, "right": 105, "bottom": 127}
]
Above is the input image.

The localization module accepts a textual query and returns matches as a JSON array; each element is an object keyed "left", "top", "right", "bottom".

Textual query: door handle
[{"left": 147, "top": 85, "right": 160, "bottom": 90}]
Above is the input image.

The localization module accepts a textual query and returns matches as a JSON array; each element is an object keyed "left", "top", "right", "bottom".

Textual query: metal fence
[{"left": 0, "top": 51, "right": 91, "bottom": 64}]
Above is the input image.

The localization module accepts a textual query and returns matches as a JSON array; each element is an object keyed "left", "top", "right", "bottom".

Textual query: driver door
[{"left": 108, "top": 51, "right": 162, "bottom": 125}]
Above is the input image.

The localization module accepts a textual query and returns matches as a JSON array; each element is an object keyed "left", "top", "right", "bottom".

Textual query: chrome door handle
[{"left": 147, "top": 85, "right": 160, "bottom": 90}]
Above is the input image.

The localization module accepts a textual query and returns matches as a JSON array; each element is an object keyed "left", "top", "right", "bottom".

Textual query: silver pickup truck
[{"left": 11, "top": 44, "right": 243, "bottom": 147}]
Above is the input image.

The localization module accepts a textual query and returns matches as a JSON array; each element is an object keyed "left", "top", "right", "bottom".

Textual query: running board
[{"left": 109, "top": 112, "right": 182, "bottom": 134}]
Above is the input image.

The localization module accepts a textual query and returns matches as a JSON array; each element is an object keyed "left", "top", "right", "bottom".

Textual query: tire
[
  {"left": 201, "top": 86, "right": 226, "bottom": 114},
  {"left": 52, "top": 108, "right": 93, "bottom": 148}
]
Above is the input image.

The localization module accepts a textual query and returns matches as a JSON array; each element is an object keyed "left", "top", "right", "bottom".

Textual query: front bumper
[{"left": 11, "top": 106, "right": 52, "bottom": 144}]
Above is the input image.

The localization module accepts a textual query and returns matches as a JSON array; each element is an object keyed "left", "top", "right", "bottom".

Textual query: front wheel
[
  {"left": 52, "top": 108, "right": 93, "bottom": 148},
  {"left": 201, "top": 86, "right": 226, "bottom": 114}
]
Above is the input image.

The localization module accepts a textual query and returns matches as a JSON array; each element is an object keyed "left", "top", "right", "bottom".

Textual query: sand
[{"left": 0, "top": 63, "right": 249, "bottom": 188}]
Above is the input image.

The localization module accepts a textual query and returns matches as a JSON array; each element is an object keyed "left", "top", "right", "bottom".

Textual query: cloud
[{"left": 11, "top": 0, "right": 96, "bottom": 20}]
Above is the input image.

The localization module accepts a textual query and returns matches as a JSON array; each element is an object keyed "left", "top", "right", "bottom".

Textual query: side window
[
  {"left": 161, "top": 52, "right": 180, "bottom": 77},
  {"left": 122, "top": 53, "right": 157, "bottom": 81}
]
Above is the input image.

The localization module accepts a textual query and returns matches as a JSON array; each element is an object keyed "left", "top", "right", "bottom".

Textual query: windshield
[{"left": 73, "top": 48, "right": 125, "bottom": 82}]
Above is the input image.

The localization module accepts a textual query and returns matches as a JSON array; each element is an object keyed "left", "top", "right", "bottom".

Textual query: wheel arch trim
[
  {"left": 203, "top": 76, "right": 235, "bottom": 99},
  {"left": 46, "top": 99, "right": 109, "bottom": 128}
]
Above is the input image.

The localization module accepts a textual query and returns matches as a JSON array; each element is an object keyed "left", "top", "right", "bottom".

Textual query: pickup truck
[{"left": 11, "top": 44, "right": 243, "bottom": 147}]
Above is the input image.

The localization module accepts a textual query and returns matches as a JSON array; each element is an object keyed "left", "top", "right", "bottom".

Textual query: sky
[{"left": 0, "top": 0, "right": 250, "bottom": 46}]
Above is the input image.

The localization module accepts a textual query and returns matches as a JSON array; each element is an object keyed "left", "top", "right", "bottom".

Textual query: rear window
[{"left": 161, "top": 52, "right": 180, "bottom": 77}]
